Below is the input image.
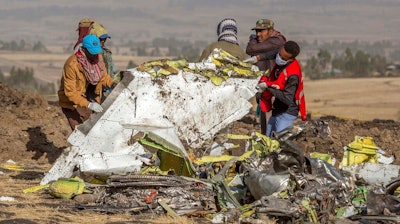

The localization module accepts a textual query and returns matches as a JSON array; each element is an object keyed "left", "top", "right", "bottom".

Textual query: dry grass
[
  {"left": 0, "top": 162, "right": 215, "bottom": 223},
  {"left": 304, "top": 77, "right": 400, "bottom": 121},
  {"left": 0, "top": 166, "right": 199, "bottom": 223}
]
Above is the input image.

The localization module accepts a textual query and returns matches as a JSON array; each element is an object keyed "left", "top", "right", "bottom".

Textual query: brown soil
[
  {"left": 1, "top": 82, "right": 400, "bottom": 223},
  {"left": 0, "top": 83, "right": 70, "bottom": 165}
]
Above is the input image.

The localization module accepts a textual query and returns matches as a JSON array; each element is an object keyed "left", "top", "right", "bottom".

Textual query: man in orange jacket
[{"left": 58, "top": 34, "right": 115, "bottom": 130}]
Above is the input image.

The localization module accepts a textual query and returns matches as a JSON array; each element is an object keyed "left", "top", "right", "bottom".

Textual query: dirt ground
[{"left": 1, "top": 80, "right": 400, "bottom": 223}]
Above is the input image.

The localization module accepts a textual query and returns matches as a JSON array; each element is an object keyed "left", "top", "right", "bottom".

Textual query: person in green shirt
[{"left": 89, "top": 22, "right": 121, "bottom": 102}]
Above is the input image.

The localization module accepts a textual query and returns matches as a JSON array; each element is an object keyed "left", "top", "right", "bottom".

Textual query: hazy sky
[{"left": 0, "top": 0, "right": 399, "bottom": 45}]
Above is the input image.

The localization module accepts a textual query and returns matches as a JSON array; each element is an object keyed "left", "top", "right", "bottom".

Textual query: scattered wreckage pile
[{"left": 22, "top": 49, "right": 400, "bottom": 223}]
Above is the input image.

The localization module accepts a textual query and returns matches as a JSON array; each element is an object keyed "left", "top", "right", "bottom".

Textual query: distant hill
[{"left": 0, "top": 0, "right": 399, "bottom": 47}]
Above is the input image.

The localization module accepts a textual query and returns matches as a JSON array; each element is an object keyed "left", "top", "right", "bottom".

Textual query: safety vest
[{"left": 269, "top": 59, "right": 307, "bottom": 121}]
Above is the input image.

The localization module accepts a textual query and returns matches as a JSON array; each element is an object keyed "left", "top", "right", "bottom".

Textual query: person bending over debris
[
  {"left": 199, "top": 18, "right": 246, "bottom": 61},
  {"left": 58, "top": 34, "right": 116, "bottom": 130},
  {"left": 245, "top": 19, "right": 286, "bottom": 136},
  {"left": 88, "top": 22, "right": 121, "bottom": 102},
  {"left": 256, "top": 40, "right": 307, "bottom": 137}
]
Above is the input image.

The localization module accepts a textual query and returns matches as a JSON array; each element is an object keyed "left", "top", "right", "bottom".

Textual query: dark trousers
[
  {"left": 260, "top": 111, "right": 267, "bottom": 135},
  {"left": 62, "top": 107, "right": 92, "bottom": 130}
]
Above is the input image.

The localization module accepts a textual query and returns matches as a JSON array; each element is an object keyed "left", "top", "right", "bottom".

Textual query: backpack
[{"left": 73, "top": 18, "right": 95, "bottom": 50}]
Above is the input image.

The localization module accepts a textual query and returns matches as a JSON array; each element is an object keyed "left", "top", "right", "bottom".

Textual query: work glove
[
  {"left": 112, "top": 73, "right": 121, "bottom": 84},
  {"left": 112, "top": 70, "right": 125, "bottom": 84},
  {"left": 87, "top": 102, "right": 103, "bottom": 113},
  {"left": 257, "top": 82, "right": 268, "bottom": 90},
  {"left": 256, "top": 82, "right": 268, "bottom": 93},
  {"left": 243, "top": 56, "right": 258, "bottom": 64}
]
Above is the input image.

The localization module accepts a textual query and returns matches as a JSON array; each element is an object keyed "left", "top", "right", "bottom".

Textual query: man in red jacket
[{"left": 256, "top": 40, "right": 307, "bottom": 137}]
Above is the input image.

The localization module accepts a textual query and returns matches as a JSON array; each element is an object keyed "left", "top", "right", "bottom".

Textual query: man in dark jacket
[{"left": 245, "top": 19, "right": 286, "bottom": 135}]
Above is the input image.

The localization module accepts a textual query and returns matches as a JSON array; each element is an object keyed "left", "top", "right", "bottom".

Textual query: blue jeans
[{"left": 266, "top": 113, "right": 297, "bottom": 137}]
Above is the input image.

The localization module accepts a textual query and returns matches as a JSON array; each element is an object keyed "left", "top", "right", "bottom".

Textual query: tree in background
[
  {"left": 370, "top": 54, "right": 387, "bottom": 76},
  {"left": 304, "top": 56, "right": 321, "bottom": 79},
  {"left": 317, "top": 49, "right": 331, "bottom": 71},
  {"left": 126, "top": 60, "right": 137, "bottom": 69},
  {"left": 32, "top": 41, "right": 49, "bottom": 53},
  {"left": 180, "top": 45, "right": 200, "bottom": 62},
  {"left": 168, "top": 45, "right": 179, "bottom": 57},
  {"left": 352, "top": 50, "right": 371, "bottom": 77},
  {"left": 305, "top": 46, "right": 392, "bottom": 79},
  {"left": 136, "top": 46, "right": 147, "bottom": 56},
  {"left": 0, "top": 69, "right": 4, "bottom": 82},
  {"left": 390, "top": 49, "right": 400, "bottom": 62},
  {"left": 344, "top": 48, "right": 355, "bottom": 75},
  {"left": 8, "top": 66, "right": 35, "bottom": 87},
  {"left": 304, "top": 49, "right": 333, "bottom": 79},
  {"left": 0, "top": 66, "right": 55, "bottom": 95},
  {"left": 331, "top": 54, "right": 346, "bottom": 73},
  {"left": 150, "top": 47, "right": 160, "bottom": 56},
  {"left": 0, "top": 39, "right": 49, "bottom": 52}
]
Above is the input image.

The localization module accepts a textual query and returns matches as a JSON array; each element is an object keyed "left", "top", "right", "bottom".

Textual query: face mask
[{"left": 275, "top": 53, "right": 287, "bottom": 66}]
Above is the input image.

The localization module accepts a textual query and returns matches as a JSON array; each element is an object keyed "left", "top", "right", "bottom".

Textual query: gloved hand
[
  {"left": 249, "top": 34, "right": 257, "bottom": 40},
  {"left": 87, "top": 102, "right": 103, "bottom": 113},
  {"left": 112, "top": 73, "right": 121, "bottom": 84},
  {"left": 256, "top": 82, "right": 268, "bottom": 93},
  {"left": 112, "top": 70, "right": 126, "bottom": 84},
  {"left": 243, "top": 56, "right": 258, "bottom": 64},
  {"left": 257, "top": 82, "right": 268, "bottom": 90}
]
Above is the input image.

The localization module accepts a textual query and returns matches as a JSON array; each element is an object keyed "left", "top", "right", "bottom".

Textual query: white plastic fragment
[
  {"left": 376, "top": 149, "right": 395, "bottom": 164},
  {"left": 342, "top": 162, "right": 400, "bottom": 186},
  {"left": 6, "top": 159, "right": 16, "bottom": 164},
  {"left": 78, "top": 142, "right": 147, "bottom": 175},
  {"left": 340, "top": 205, "right": 358, "bottom": 218},
  {"left": 0, "top": 196, "right": 15, "bottom": 202}
]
